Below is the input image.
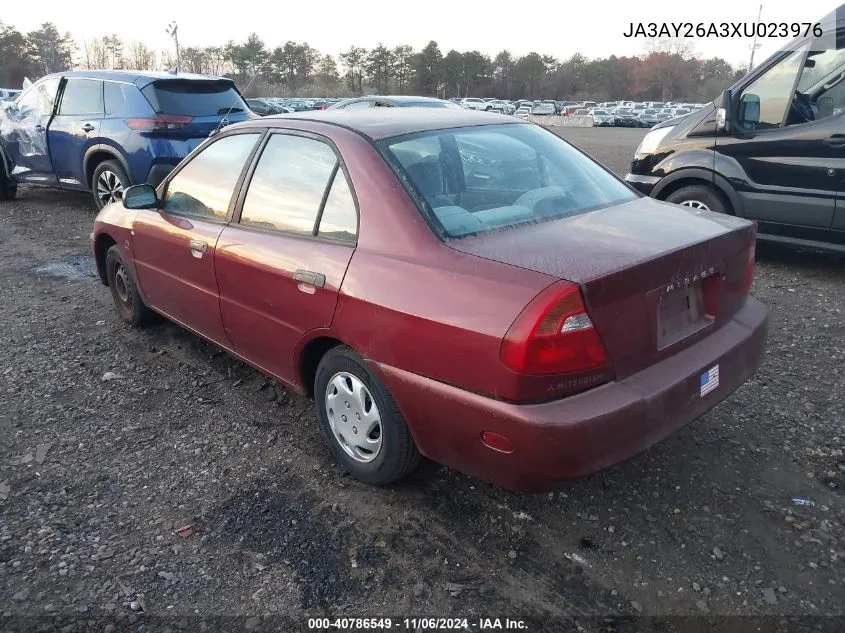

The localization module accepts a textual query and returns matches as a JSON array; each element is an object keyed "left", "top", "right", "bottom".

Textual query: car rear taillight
[
  {"left": 500, "top": 281, "right": 610, "bottom": 375},
  {"left": 126, "top": 114, "right": 193, "bottom": 131},
  {"left": 741, "top": 237, "right": 756, "bottom": 295},
  {"left": 321, "top": 104, "right": 330, "bottom": 110}
]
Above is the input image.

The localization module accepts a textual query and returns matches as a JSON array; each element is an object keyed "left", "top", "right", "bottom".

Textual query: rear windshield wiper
[{"left": 217, "top": 107, "right": 243, "bottom": 114}]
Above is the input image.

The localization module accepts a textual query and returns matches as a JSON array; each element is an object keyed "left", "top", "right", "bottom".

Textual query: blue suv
[{"left": 0, "top": 70, "right": 254, "bottom": 209}]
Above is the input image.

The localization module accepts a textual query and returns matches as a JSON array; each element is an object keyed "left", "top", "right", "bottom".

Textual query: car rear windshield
[
  {"left": 141, "top": 79, "right": 246, "bottom": 116},
  {"left": 377, "top": 123, "right": 637, "bottom": 238}
]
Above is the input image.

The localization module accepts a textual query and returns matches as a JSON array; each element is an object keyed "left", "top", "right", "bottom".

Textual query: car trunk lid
[{"left": 447, "top": 198, "right": 756, "bottom": 379}]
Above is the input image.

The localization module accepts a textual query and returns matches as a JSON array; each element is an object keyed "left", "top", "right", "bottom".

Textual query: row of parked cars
[
  {"left": 243, "top": 95, "right": 708, "bottom": 130},
  {"left": 452, "top": 97, "right": 708, "bottom": 128},
  {"left": 580, "top": 103, "right": 707, "bottom": 128},
  {"left": 246, "top": 97, "right": 345, "bottom": 115}
]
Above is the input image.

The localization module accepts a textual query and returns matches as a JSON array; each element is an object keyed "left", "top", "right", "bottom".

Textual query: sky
[{"left": 2, "top": 0, "right": 842, "bottom": 68}]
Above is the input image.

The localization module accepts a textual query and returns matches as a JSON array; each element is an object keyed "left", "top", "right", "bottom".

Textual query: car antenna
[{"left": 210, "top": 64, "right": 267, "bottom": 138}]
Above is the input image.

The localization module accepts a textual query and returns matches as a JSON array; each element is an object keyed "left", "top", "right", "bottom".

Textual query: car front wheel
[
  {"left": 665, "top": 185, "right": 728, "bottom": 214},
  {"left": 93, "top": 160, "right": 130, "bottom": 210},
  {"left": 105, "top": 245, "right": 156, "bottom": 326},
  {"left": 315, "top": 346, "right": 421, "bottom": 485}
]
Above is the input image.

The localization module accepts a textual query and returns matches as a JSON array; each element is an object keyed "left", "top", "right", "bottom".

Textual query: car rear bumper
[{"left": 373, "top": 296, "right": 768, "bottom": 492}]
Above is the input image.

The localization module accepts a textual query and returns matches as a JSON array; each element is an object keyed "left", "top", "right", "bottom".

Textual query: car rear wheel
[
  {"left": 0, "top": 166, "right": 16, "bottom": 201},
  {"left": 315, "top": 346, "right": 420, "bottom": 485},
  {"left": 0, "top": 183, "right": 16, "bottom": 201},
  {"left": 105, "top": 245, "right": 156, "bottom": 326},
  {"left": 93, "top": 160, "right": 130, "bottom": 210},
  {"left": 665, "top": 185, "right": 728, "bottom": 214}
]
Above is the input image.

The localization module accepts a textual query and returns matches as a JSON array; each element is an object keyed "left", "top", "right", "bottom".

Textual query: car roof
[
  {"left": 242, "top": 108, "right": 524, "bottom": 141},
  {"left": 41, "top": 69, "right": 232, "bottom": 88}
]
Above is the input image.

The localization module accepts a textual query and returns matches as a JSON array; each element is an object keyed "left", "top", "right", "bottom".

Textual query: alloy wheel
[
  {"left": 679, "top": 199, "right": 711, "bottom": 211},
  {"left": 325, "top": 372, "right": 383, "bottom": 463},
  {"left": 97, "top": 170, "right": 124, "bottom": 206}
]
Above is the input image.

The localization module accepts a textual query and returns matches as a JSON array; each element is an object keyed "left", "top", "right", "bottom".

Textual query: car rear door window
[
  {"left": 104, "top": 82, "right": 128, "bottom": 116},
  {"left": 239, "top": 134, "right": 344, "bottom": 236},
  {"left": 163, "top": 133, "right": 260, "bottom": 219},
  {"left": 58, "top": 79, "right": 104, "bottom": 116}
]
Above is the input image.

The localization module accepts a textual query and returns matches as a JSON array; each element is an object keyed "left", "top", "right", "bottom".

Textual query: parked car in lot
[
  {"left": 0, "top": 70, "right": 254, "bottom": 208},
  {"left": 514, "top": 105, "right": 533, "bottom": 118},
  {"left": 612, "top": 109, "right": 640, "bottom": 127},
  {"left": 589, "top": 109, "right": 615, "bottom": 126},
  {"left": 626, "top": 13, "right": 845, "bottom": 254},
  {"left": 531, "top": 103, "right": 556, "bottom": 116},
  {"left": 330, "top": 95, "right": 462, "bottom": 110},
  {"left": 460, "top": 97, "right": 491, "bottom": 111},
  {"left": 247, "top": 98, "right": 284, "bottom": 116},
  {"left": 92, "top": 108, "right": 767, "bottom": 491},
  {"left": 635, "top": 109, "right": 661, "bottom": 128},
  {"left": 488, "top": 100, "right": 516, "bottom": 115}
]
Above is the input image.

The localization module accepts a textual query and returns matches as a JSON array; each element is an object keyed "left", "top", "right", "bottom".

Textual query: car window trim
[
  {"left": 230, "top": 128, "right": 360, "bottom": 245},
  {"left": 157, "top": 128, "right": 266, "bottom": 224}
]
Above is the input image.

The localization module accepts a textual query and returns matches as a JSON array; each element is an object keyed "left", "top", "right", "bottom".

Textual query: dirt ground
[{"left": 0, "top": 127, "right": 843, "bottom": 633}]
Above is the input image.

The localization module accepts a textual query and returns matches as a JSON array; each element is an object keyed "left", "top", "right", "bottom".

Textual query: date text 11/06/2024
[
  {"left": 623, "top": 22, "right": 823, "bottom": 38},
  {"left": 307, "top": 618, "right": 528, "bottom": 630}
]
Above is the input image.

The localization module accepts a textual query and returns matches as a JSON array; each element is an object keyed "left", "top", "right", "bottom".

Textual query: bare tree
[{"left": 128, "top": 41, "right": 155, "bottom": 70}]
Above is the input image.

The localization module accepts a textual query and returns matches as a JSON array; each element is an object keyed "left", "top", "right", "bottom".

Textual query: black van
[{"left": 625, "top": 6, "right": 845, "bottom": 253}]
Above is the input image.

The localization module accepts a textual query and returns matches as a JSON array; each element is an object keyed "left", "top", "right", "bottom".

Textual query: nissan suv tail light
[
  {"left": 500, "top": 281, "right": 611, "bottom": 375},
  {"left": 126, "top": 114, "right": 193, "bottom": 131}
]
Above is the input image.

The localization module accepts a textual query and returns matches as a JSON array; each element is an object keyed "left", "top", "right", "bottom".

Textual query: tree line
[{"left": 1, "top": 21, "right": 747, "bottom": 102}]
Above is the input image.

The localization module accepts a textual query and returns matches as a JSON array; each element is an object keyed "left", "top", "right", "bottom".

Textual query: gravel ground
[{"left": 0, "top": 128, "right": 843, "bottom": 632}]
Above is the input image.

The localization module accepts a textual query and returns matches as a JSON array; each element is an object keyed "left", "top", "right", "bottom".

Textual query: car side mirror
[
  {"left": 818, "top": 95, "right": 835, "bottom": 118},
  {"left": 738, "top": 93, "right": 760, "bottom": 129},
  {"left": 123, "top": 184, "right": 158, "bottom": 209}
]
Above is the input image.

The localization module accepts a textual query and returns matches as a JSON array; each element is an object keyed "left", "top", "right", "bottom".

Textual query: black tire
[
  {"left": 665, "top": 184, "right": 728, "bottom": 214},
  {"left": 0, "top": 182, "right": 16, "bottom": 201},
  {"left": 0, "top": 162, "right": 16, "bottom": 201},
  {"left": 92, "top": 160, "right": 130, "bottom": 210},
  {"left": 105, "top": 245, "right": 156, "bottom": 326},
  {"left": 314, "top": 346, "right": 421, "bottom": 485}
]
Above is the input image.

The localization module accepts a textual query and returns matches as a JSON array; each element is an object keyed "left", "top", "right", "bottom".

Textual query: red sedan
[{"left": 91, "top": 109, "right": 768, "bottom": 491}]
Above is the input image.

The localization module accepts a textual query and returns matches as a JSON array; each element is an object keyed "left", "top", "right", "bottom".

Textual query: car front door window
[
  {"left": 15, "top": 78, "right": 59, "bottom": 117},
  {"left": 163, "top": 133, "right": 260, "bottom": 219},
  {"left": 737, "top": 48, "right": 807, "bottom": 130}
]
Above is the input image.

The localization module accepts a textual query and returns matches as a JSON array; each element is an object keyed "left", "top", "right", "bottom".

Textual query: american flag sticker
[{"left": 700, "top": 365, "right": 720, "bottom": 397}]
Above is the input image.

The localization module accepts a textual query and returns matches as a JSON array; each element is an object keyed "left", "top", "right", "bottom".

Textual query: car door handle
[
  {"left": 824, "top": 134, "right": 845, "bottom": 147},
  {"left": 189, "top": 239, "right": 208, "bottom": 257},
  {"left": 81, "top": 123, "right": 95, "bottom": 133},
  {"left": 294, "top": 270, "right": 326, "bottom": 288}
]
